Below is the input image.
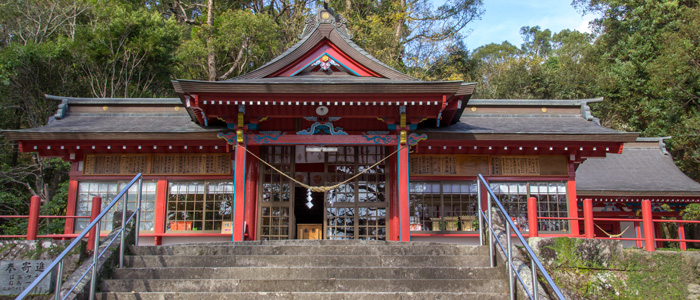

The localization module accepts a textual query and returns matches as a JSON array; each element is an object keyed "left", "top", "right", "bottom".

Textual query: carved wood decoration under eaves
[
  {"left": 83, "top": 154, "right": 231, "bottom": 175},
  {"left": 410, "top": 155, "right": 567, "bottom": 177}
]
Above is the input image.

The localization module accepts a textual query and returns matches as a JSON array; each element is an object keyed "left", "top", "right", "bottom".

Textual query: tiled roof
[
  {"left": 576, "top": 139, "right": 700, "bottom": 196},
  {"left": 420, "top": 115, "right": 623, "bottom": 135}
]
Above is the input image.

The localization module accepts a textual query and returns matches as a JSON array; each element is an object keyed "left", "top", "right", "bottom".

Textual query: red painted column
[
  {"left": 635, "top": 222, "right": 643, "bottom": 248},
  {"left": 26, "top": 195, "right": 41, "bottom": 240},
  {"left": 641, "top": 199, "right": 655, "bottom": 252},
  {"left": 678, "top": 221, "right": 687, "bottom": 250},
  {"left": 397, "top": 144, "right": 410, "bottom": 242},
  {"left": 233, "top": 142, "right": 247, "bottom": 242},
  {"left": 87, "top": 196, "right": 102, "bottom": 251},
  {"left": 244, "top": 146, "right": 259, "bottom": 240},
  {"left": 567, "top": 163, "right": 580, "bottom": 236},
  {"left": 388, "top": 153, "right": 400, "bottom": 241},
  {"left": 527, "top": 197, "right": 538, "bottom": 237},
  {"left": 64, "top": 179, "right": 79, "bottom": 236},
  {"left": 583, "top": 198, "right": 594, "bottom": 239},
  {"left": 153, "top": 180, "right": 168, "bottom": 246}
]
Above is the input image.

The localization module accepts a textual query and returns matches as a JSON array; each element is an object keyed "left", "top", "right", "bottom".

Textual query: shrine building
[{"left": 10, "top": 6, "right": 694, "bottom": 246}]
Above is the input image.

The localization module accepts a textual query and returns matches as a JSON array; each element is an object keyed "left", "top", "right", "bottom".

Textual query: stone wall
[{"left": 529, "top": 237, "right": 700, "bottom": 300}]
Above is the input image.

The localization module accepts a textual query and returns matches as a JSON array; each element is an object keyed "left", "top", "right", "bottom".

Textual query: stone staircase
[{"left": 96, "top": 240, "right": 510, "bottom": 299}]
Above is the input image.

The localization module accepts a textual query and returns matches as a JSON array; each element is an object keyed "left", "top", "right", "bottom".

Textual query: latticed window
[
  {"left": 490, "top": 181, "right": 569, "bottom": 233},
  {"left": 75, "top": 181, "right": 157, "bottom": 233},
  {"left": 326, "top": 146, "right": 387, "bottom": 240},
  {"left": 166, "top": 181, "right": 233, "bottom": 232},
  {"left": 409, "top": 181, "right": 479, "bottom": 232}
]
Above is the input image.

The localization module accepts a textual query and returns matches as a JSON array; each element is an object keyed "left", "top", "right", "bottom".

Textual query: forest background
[{"left": 0, "top": 0, "right": 698, "bottom": 235}]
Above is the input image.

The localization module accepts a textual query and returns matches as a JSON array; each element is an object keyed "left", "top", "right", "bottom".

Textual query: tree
[
  {"left": 574, "top": 0, "right": 700, "bottom": 180},
  {"left": 77, "top": 2, "right": 181, "bottom": 98},
  {"left": 175, "top": 9, "right": 283, "bottom": 80}
]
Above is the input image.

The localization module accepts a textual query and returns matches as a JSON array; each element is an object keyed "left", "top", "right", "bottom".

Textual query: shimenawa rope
[{"left": 233, "top": 145, "right": 406, "bottom": 193}]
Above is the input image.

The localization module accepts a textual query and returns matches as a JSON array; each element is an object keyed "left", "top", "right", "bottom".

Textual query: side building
[{"left": 576, "top": 137, "right": 700, "bottom": 248}]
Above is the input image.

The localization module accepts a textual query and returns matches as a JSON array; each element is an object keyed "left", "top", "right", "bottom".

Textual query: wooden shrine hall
[{"left": 6, "top": 5, "right": 679, "bottom": 246}]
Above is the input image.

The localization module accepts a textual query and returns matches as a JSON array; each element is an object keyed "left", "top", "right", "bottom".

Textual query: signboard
[
  {"left": 410, "top": 155, "right": 567, "bottom": 177},
  {"left": 221, "top": 221, "right": 233, "bottom": 234},
  {"left": 83, "top": 154, "right": 231, "bottom": 175},
  {"left": 0, "top": 260, "right": 56, "bottom": 296}
]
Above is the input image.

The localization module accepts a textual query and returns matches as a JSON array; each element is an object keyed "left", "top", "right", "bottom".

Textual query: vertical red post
[
  {"left": 527, "top": 197, "right": 538, "bottom": 237},
  {"left": 64, "top": 179, "right": 79, "bottom": 236},
  {"left": 641, "top": 199, "right": 655, "bottom": 252},
  {"left": 635, "top": 222, "right": 643, "bottom": 248},
  {"left": 567, "top": 163, "right": 580, "bottom": 236},
  {"left": 388, "top": 154, "right": 400, "bottom": 241},
  {"left": 232, "top": 143, "right": 247, "bottom": 242},
  {"left": 153, "top": 180, "right": 168, "bottom": 246},
  {"left": 397, "top": 144, "right": 410, "bottom": 242},
  {"left": 26, "top": 195, "right": 42, "bottom": 240},
  {"left": 244, "top": 146, "right": 260, "bottom": 241},
  {"left": 584, "top": 198, "right": 594, "bottom": 239},
  {"left": 87, "top": 196, "right": 102, "bottom": 251},
  {"left": 678, "top": 221, "right": 687, "bottom": 250}
]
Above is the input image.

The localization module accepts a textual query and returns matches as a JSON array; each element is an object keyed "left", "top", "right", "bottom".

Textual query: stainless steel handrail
[
  {"left": 16, "top": 174, "right": 143, "bottom": 300},
  {"left": 477, "top": 174, "right": 565, "bottom": 300}
]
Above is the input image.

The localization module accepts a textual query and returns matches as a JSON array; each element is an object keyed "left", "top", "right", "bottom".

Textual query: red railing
[
  {"left": 0, "top": 195, "right": 91, "bottom": 242},
  {"left": 528, "top": 197, "right": 700, "bottom": 252}
]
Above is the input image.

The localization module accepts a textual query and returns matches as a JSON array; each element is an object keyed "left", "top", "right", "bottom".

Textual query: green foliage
[
  {"left": 76, "top": 1, "right": 181, "bottom": 97},
  {"left": 176, "top": 9, "right": 282, "bottom": 80}
]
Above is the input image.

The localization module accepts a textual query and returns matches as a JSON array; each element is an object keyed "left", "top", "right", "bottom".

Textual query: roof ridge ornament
[{"left": 300, "top": 0, "right": 352, "bottom": 39}]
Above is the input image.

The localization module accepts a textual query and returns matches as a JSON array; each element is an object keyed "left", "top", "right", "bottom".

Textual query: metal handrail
[
  {"left": 16, "top": 174, "right": 143, "bottom": 300},
  {"left": 476, "top": 174, "right": 565, "bottom": 300}
]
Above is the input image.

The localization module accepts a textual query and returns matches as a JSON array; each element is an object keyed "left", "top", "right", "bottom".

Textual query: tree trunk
[
  {"left": 394, "top": 0, "right": 405, "bottom": 44},
  {"left": 206, "top": 0, "right": 217, "bottom": 81}
]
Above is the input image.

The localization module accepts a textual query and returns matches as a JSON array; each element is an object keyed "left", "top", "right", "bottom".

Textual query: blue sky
[{"left": 462, "top": 1, "right": 596, "bottom": 49}]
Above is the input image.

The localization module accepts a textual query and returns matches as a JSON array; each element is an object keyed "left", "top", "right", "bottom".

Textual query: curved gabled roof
[{"left": 231, "top": 9, "right": 414, "bottom": 81}]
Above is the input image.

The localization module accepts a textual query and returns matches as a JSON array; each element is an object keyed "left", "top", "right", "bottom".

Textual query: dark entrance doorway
[{"left": 294, "top": 187, "right": 324, "bottom": 224}]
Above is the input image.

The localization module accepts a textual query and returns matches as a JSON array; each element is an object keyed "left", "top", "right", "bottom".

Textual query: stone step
[
  {"left": 124, "top": 254, "right": 492, "bottom": 268},
  {"left": 95, "top": 291, "right": 510, "bottom": 300},
  {"left": 110, "top": 266, "right": 504, "bottom": 280},
  {"left": 100, "top": 279, "right": 508, "bottom": 293},
  {"left": 130, "top": 244, "right": 489, "bottom": 257}
]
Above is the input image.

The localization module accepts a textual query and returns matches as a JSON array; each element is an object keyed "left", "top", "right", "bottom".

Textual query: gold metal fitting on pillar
[
  {"left": 236, "top": 129, "right": 244, "bottom": 144},
  {"left": 400, "top": 131, "right": 407, "bottom": 145}
]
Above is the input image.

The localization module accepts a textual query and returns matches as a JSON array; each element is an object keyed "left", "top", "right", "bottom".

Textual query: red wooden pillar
[
  {"left": 583, "top": 198, "right": 595, "bottom": 239},
  {"left": 26, "top": 195, "right": 41, "bottom": 240},
  {"left": 87, "top": 196, "right": 102, "bottom": 251},
  {"left": 567, "top": 163, "right": 580, "bottom": 236},
  {"left": 635, "top": 221, "right": 643, "bottom": 248},
  {"left": 153, "top": 180, "right": 168, "bottom": 246},
  {"left": 678, "top": 221, "right": 687, "bottom": 250},
  {"left": 397, "top": 143, "right": 410, "bottom": 242},
  {"left": 388, "top": 153, "right": 400, "bottom": 241},
  {"left": 64, "top": 179, "right": 79, "bottom": 236},
  {"left": 527, "top": 197, "right": 538, "bottom": 237},
  {"left": 641, "top": 199, "right": 655, "bottom": 252},
  {"left": 244, "top": 146, "right": 260, "bottom": 240},
  {"left": 232, "top": 141, "right": 247, "bottom": 242}
]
